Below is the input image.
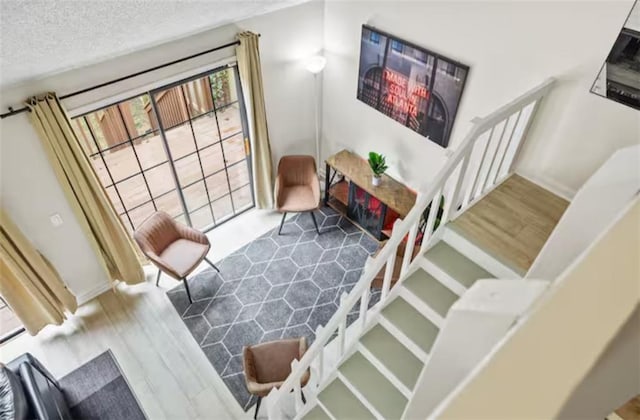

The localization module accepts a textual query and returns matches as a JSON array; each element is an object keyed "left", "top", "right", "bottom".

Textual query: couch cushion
[{"left": 0, "top": 364, "right": 28, "bottom": 420}]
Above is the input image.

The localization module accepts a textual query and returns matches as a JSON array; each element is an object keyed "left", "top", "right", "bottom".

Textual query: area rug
[
  {"left": 59, "top": 350, "right": 146, "bottom": 419},
  {"left": 167, "top": 206, "right": 381, "bottom": 411}
]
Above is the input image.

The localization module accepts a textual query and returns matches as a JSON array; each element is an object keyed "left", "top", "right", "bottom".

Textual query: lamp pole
[{"left": 305, "top": 55, "right": 326, "bottom": 170}]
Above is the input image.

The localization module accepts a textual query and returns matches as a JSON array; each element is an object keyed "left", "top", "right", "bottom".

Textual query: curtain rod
[{"left": 0, "top": 37, "right": 252, "bottom": 120}]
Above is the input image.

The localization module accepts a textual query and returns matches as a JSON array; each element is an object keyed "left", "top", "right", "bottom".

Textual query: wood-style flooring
[
  {"left": 615, "top": 395, "right": 640, "bottom": 420},
  {"left": 452, "top": 174, "right": 569, "bottom": 275},
  {"left": 0, "top": 209, "right": 290, "bottom": 420}
]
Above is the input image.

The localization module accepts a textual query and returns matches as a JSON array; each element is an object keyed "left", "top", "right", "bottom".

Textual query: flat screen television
[{"left": 357, "top": 25, "right": 469, "bottom": 148}]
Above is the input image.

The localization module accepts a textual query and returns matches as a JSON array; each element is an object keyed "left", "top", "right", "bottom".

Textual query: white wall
[
  {"left": 557, "top": 306, "right": 640, "bottom": 419},
  {"left": 0, "top": 1, "right": 324, "bottom": 301},
  {"left": 321, "top": 1, "right": 639, "bottom": 195},
  {"left": 432, "top": 198, "right": 640, "bottom": 419},
  {"left": 528, "top": 144, "right": 640, "bottom": 279}
]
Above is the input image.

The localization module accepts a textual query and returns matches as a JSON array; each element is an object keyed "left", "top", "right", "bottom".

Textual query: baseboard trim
[
  {"left": 76, "top": 281, "right": 112, "bottom": 305},
  {"left": 515, "top": 171, "right": 575, "bottom": 201}
]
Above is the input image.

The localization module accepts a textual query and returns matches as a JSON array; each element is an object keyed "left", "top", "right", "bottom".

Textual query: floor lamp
[{"left": 305, "top": 55, "right": 327, "bottom": 173}]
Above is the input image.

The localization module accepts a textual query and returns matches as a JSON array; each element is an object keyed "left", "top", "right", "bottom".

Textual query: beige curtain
[
  {"left": 0, "top": 209, "right": 77, "bottom": 335},
  {"left": 236, "top": 31, "right": 275, "bottom": 209},
  {"left": 26, "top": 94, "right": 144, "bottom": 285}
]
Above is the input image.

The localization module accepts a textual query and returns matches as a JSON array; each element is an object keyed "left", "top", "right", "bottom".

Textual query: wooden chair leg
[
  {"left": 183, "top": 277, "right": 193, "bottom": 304},
  {"left": 310, "top": 211, "right": 320, "bottom": 235},
  {"left": 278, "top": 212, "right": 287, "bottom": 235},
  {"left": 254, "top": 396, "right": 261, "bottom": 420},
  {"left": 155, "top": 270, "right": 162, "bottom": 286}
]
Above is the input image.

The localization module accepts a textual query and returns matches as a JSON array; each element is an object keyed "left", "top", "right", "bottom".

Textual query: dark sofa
[{"left": 0, "top": 353, "right": 72, "bottom": 420}]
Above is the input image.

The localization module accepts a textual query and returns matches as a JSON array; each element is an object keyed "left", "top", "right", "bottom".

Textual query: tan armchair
[
  {"left": 243, "top": 337, "right": 310, "bottom": 419},
  {"left": 133, "top": 211, "right": 220, "bottom": 304},
  {"left": 275, "top": 155, "right": 321, "bottom": 235}
]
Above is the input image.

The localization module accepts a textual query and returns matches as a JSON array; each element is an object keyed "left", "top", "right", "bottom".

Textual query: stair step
[
  {"left": 404, "top": 268, "right": 459, "bottom": 317},
  {"left": 425, "top": 241, "right": 494, "bottom": 288},
  {"left": 340, "top": 351, "right": 408, "bottom": 419},
  {"left": 318, "top": 377, "right": 375, "bottom": 419},
  {"left": 382, "top": 297, "right": 439, "bottom": 354},
  {"left": 361, "top": 324, "right": 423, "bottom": 390},
  {"left": 304, "top": 405, "right": 332, "bottom": 420},
  {"left": 444, "top": 224, "right": 524, "bottom": 278}
]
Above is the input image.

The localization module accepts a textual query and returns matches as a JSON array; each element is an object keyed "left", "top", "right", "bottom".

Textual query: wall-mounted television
[
  {"left": 357, "top": 25, "right": 470, "bottom": 148},
  {"left": 590, "top": 0, "right": 640, "bottom": 110}
]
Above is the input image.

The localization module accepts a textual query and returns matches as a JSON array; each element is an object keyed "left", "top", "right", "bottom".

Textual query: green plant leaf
[{"left": 368, "top": 151, "right": 387, "bottom": 176}]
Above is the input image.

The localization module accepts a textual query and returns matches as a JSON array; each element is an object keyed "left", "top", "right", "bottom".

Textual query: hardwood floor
[
  {"left": 452, "top": 174, "right": 569, "bottom": 275},
  {"left": 0, "top": 208, "right": 290, "bottom": 420},
  {"left": 616, "top": 395, "right": 640, "bottom": 420}
]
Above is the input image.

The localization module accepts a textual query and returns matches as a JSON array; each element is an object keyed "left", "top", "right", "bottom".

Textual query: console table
[{"left": 324, "top": 150, "right": 417, "bottom": 241}]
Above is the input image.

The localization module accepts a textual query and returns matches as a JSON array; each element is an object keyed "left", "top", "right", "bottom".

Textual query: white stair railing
[{"left": 267, "top": 78, "right": 555, "bottom": 419}]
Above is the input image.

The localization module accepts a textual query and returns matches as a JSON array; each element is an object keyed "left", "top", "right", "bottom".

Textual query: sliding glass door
[{"left": 72, "top": 65, "right": 254, "bottom": 232}]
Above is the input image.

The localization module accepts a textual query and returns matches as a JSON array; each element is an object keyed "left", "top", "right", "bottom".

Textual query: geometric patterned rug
[{"left": 167, "top": 206, "right": 381, "bottom": 410}]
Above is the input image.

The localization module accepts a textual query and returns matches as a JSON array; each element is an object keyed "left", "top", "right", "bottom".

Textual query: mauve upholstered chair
[
  {"left": 275, "top": 155, "right": 321, "bottom": 235},
  {"left": 133, "top": 211, "right": 220, "bottom": 304},
  {"left": 243, "top": 337, "right": 310, "bottom": 419}
]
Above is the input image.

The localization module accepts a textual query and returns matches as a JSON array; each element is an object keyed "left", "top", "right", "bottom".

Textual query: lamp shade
[{"left": 305, "top": 55, "right": 326, "bottom": 74}]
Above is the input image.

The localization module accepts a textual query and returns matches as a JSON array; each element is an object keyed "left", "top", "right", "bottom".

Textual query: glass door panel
[
  {"left": 72, "top": 65, "right": 253, "bottom": 233},
  {"left": 150, "top": 66, "right": 252, "bottom": 230}
]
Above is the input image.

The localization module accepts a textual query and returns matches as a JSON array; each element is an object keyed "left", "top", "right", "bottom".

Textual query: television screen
[
  {"left": 590, "top": 0, "right": 640, "bottom": 110},
  {"left": 357, "top": 25, "right": 469, "bottom": 148}
]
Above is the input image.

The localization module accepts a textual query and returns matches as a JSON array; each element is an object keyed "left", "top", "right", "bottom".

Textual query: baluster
[
  {"left": 482, "top": 118, "right": 509, "bottom": 191},
  {"left": 463, "top": 126, "right": 494, "bottom": 207},
  {"left": 492, "top": 109, "right": 522, "bottom": 186},
  {"left": 337, "top": 293, "right": 348, "bottom": 359},
  {"left": 359, "top": 287, "right": 370, "bottom": 332},
  {"left": 266, "top": 387, "right": 281, "bottom": 419},
  {"left": 439, "top": 149, "right": 472, "bottom": 226},
  {"left": 381, "top": 251, "right": 397, "bottom": 301},
  {"left": 505, "top": 103, "right": 535, "bottom": 176},
  {"left": 315, "top": 325, "right": 324, "bottom": 387},
  {"left": 425, "top": 188, "right": 443, "bottom": 243},
  {"left": 400, "top": 220, "right": 420, "bottom": 277},
  {"left": 292, "top": 359, "right": 303, "bottom": 412}
]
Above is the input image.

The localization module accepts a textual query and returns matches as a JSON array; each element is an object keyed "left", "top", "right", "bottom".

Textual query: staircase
[
  {"left": 307, "top": 234, "right": 504, "bottom": 419},
  {"left": 266, "top": 78, "right": 557, "bottom": 419}
]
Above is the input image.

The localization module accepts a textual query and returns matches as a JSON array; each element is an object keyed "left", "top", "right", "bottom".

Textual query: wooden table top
[{"left": 326, "top": 149, "right": 416, "bottom": 217}]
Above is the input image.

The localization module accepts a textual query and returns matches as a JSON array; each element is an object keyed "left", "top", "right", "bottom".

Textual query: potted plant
[{"left": 368, "top": 152, "right": 388, "bottom": 186}]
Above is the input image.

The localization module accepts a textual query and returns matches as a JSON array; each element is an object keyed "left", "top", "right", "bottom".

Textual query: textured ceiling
[{"left": 0, "top": 0, "right": 308, "bottom": 88}]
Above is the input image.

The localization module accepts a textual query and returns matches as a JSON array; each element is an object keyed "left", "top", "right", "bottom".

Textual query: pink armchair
[
  {"left": 275, "top": 155, "right": 321, "bottom": 235},
  {"left": 133, "top": 211, "right": 220, "bottom": 303}
]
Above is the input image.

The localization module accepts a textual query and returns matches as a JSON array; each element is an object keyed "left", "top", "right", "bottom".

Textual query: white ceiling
[{"left": 0, "top": 0, "right": 308, "bottom": 88}]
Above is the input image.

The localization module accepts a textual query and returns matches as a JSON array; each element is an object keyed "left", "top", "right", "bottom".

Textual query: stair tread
[
  {"left": 426, "top": 241, "right": 494, "bottom": 288},
  {"left": 447, "top": 223, "right": 527, "bottom": 277},
  {"left": 318, "top": 377, "right": 375, "bottom": 419},
  {"left": 404, "top": 268, "right": 460, "bottom": 317},
  {"left": 304, "top": 405, "right": 332, "bottom": 420},
  {"left": 361, "top": 324, "right": 423, "bottom": 390},
  {"left": 340, "top": 352, "right": 408, "bottom": 419},
  {"left": 382, "top": 297, "right": 439, "bottom": 354}
]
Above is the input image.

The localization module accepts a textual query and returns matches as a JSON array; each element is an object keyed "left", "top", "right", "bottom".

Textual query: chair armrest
[
  {"left": 310, "top": 175, "right": 321, "bottom": 205},
  {"left": 246, "top": 380, "right": 284, "bottom": 396},
  {"left": 298, "top": 337, "right": 307, "bottom": 358},
  {"left": 175, "top": 223, "right": 209, "bottom": 246},
  {"left": 274, "top": 174, "right": 284, "bottom": 209}
]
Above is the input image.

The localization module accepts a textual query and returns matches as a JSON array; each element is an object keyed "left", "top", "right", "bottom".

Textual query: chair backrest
[
  {"left": 277, "top": 155, "right": 317, "bottom": 187},
  {"left": 133, "top": 211, "right": 181, "bottom": 256}
]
